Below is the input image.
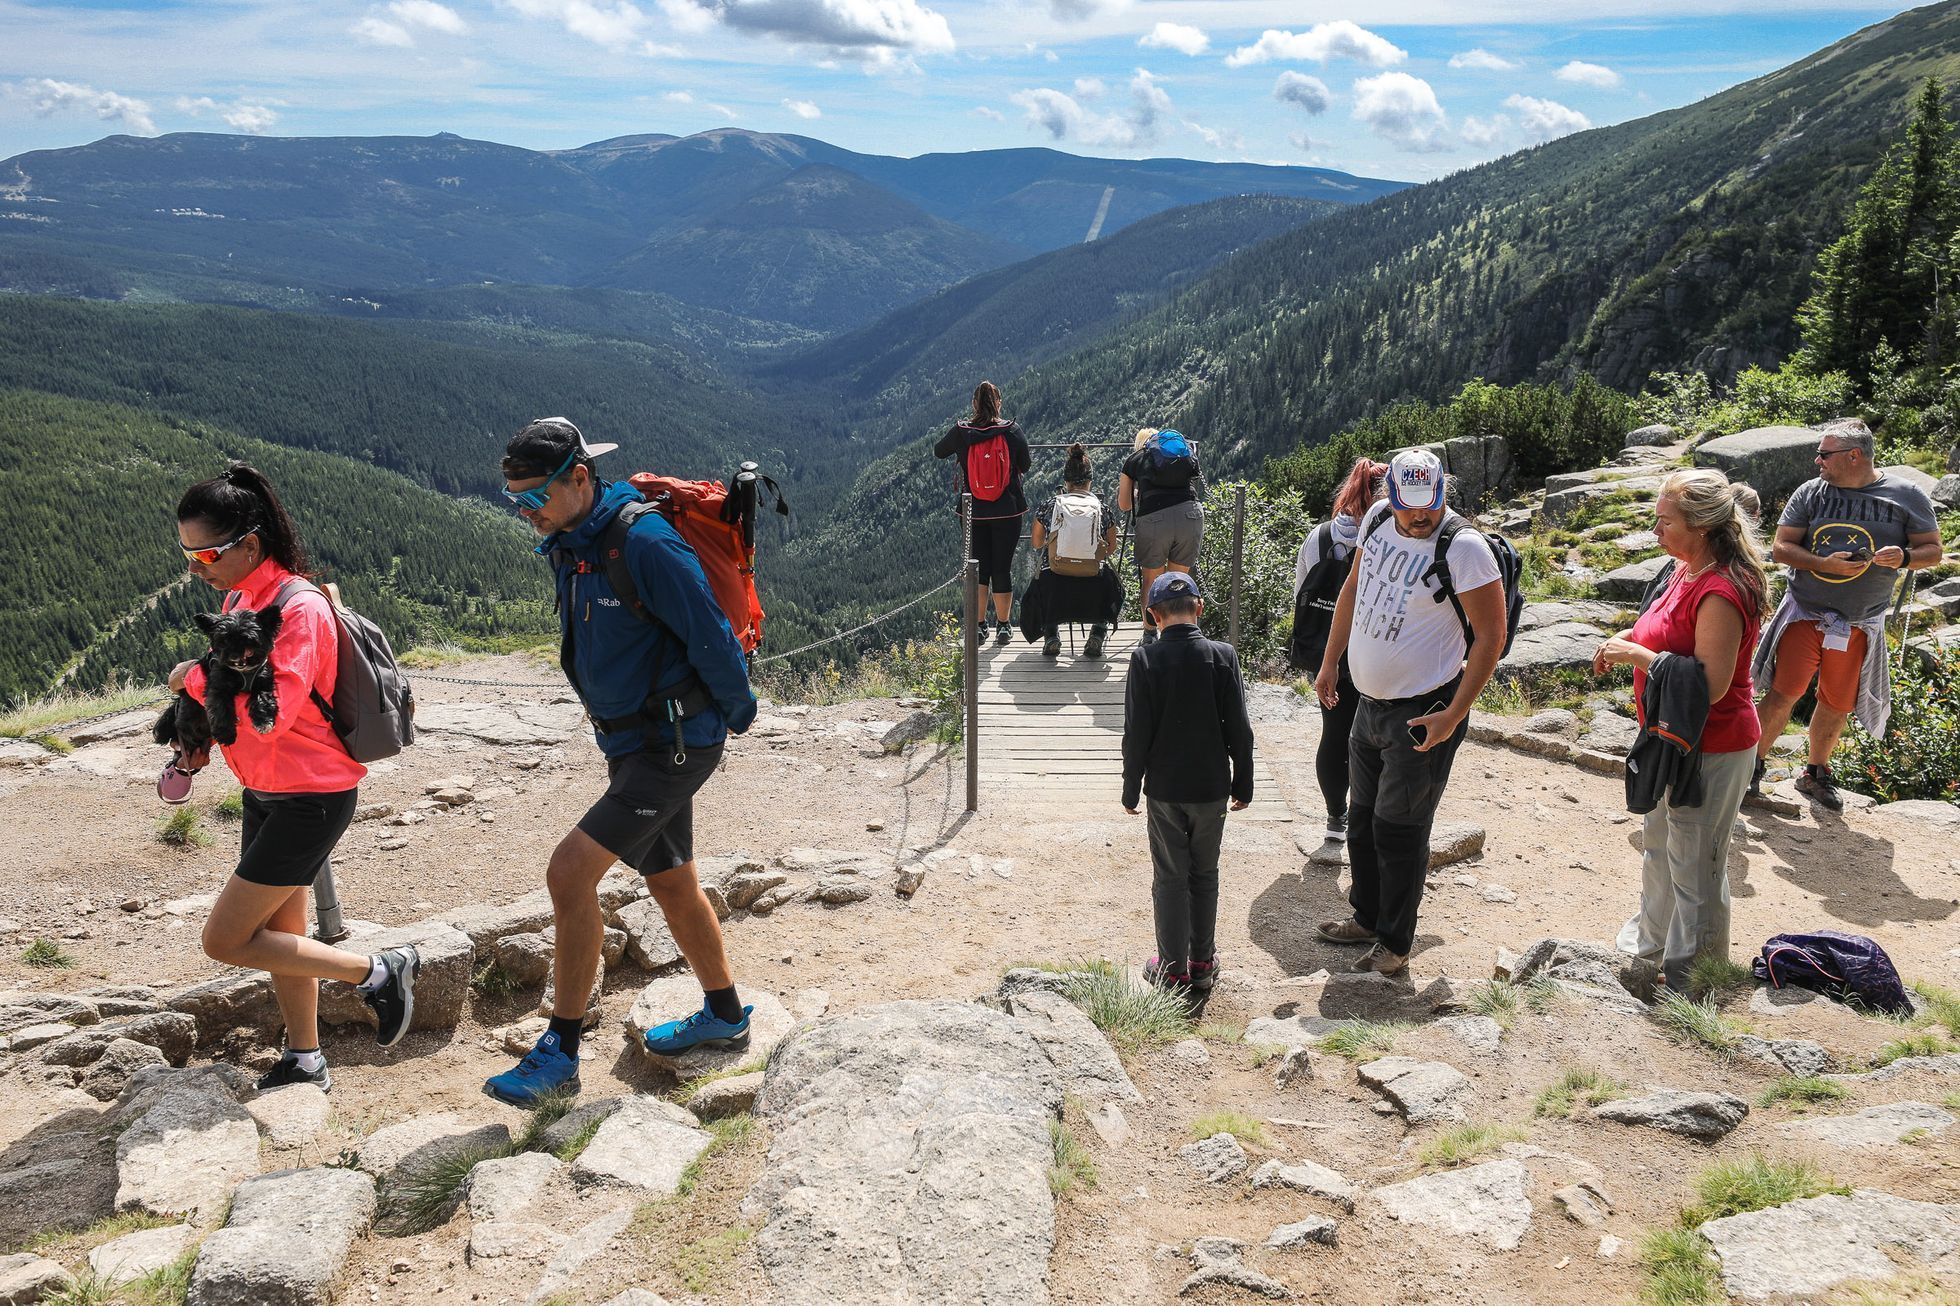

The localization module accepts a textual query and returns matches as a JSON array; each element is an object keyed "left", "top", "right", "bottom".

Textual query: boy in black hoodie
[{"left": 1121, "top": 573, "right": 1255, "bottom": 991}]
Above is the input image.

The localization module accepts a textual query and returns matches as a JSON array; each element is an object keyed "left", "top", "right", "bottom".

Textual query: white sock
[
  {"left": 358, "top": 955, "right": 388, "bottom": 992},
  {"left": 291, "top": 1049, "right": 326, "bottom": 1073}
]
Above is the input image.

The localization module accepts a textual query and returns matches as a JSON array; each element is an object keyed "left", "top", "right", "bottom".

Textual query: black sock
[
  {"left": 704, "top": 985, "right": 744, "bottom": 1024},
  {"left": 546, "top": 1014, "right": 583, "bottom": 1059}
]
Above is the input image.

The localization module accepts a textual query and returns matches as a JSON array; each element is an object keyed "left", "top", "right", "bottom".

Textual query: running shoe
[
  {"left": 642, "top": 1000, "right": 752, "bottom": 1057},
  {"left": 484, "top": 1030, "right": 581, "bottom": 1107},
  {"left": 1323, "top": 812, "right": 1348, "bottom": 844},
  {"left": 1043, "top": 633, "right": 1062, "bottom": 658},
  {"left": 362, "top": 945, "right": 419, "bottom": 1048},
  {"left": 256, "top": 1054, "right": 330, "bottom": 1093},
  {"left": 995, "top": 624, "right": 1013, "bottom": 648},
  {"left": 1083, "top": 629, "right": 1106, "bottom": 659},
  {"left": 1794, "top": 763, "right": 1843, "bottom": 811}
]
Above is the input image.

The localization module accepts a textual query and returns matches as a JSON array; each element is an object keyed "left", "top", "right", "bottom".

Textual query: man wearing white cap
[{"left": 1311, "top": 449, "right": 1506, "bottom": 975}]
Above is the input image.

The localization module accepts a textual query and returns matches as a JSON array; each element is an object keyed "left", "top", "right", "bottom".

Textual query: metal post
[
  {"left": 312, "top": 863, "right": 349, "bottom": 944},
  {"left": 1228, "top": 482, "right": 1248, "bottom": 649},
  {"left": 962, "top": 493, "right": 980, "bottom": 813}
]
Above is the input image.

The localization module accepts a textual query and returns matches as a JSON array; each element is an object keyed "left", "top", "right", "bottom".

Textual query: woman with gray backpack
[{"left": 1026, "top": 442, "right": 1121, "bottom": 658}]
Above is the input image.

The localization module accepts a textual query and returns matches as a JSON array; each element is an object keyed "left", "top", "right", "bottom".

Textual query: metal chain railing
[{"left": 751, "top": 571, "right": 965, "bottom": 665}]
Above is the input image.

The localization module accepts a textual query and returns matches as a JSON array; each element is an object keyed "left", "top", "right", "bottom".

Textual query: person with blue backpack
[
  {"left": 934, "top": 381, "right": 1031, "bottom": 647},
  {"left": 484, "top": 418, "right": 758, "bottom": 1107},
  {"left": 1119, "top": 427, "right": 1203, "bottom": 644}
]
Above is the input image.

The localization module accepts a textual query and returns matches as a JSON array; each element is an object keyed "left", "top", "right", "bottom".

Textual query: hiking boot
[
  {"left": 484, "top": 1030, "right": 581, "bottom": 1107},
  {"left": 1083, "top": 628, "right": 1106, "bottom": 659},
  {"left": 1315, "top": 918, "right": 1378, "bottom": 945},
  {"left": 1188, "top": 956, "right": 1219, "bottom": 992},
  {"left": 643, "top": 1000, "right": 752, "bottom": 1057},
  {"left": 1323, "top": 812, "right": 1348, "bottom": 844},
  {"left": 1142, "top": 956, "right": 1191, "bottom": 990},
  {"left": 362, "top": 946, "right": 419, "bottom": 1048},
  {"left": 256, "top": 1054, "right": 330, "bottom": 1094},
  {"left": 1042, "top": 633, "right": 1062, "bottom": 658},
  {"left": 1795, "top": 764, "right": 1844, "bottom": 811},
  {"left": 1352, "top": 943, "right": 1409, "bottom": 977},
  {"left": 1746, "top": 756, "right": 1767, "bottom": 798},
  {"left": 994, "top": 623, "right": 1013, "bottom": 648}
]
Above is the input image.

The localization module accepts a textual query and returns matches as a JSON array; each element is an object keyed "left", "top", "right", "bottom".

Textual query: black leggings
[
  {"left": 971, "top": 515, "right": 1020, "bottom": 595},
  {"left": 1316, "top": 664, "right": 1359, "bottom": 822}
]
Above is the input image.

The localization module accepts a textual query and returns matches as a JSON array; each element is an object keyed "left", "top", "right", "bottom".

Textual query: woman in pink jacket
[{"left": 168, "top": 464, "right": 418, "bottom": 1092}]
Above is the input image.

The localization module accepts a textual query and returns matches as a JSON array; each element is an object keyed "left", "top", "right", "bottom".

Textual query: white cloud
[
  {"left": 662, "top": 89, "right": 694, "bottom": 102},
  {"left": 18, "top": 78, "right": 157, "bottom": 135},
  {"left": 1459, "top": 114, "right": 1506, "bottom": 146},
  {"left": 351, "top": 15, "right": 414, "bottom": 45},
  {"left": 1556, "top": 60, "right": 1621, "bottom": 88},
  {"left": 1273, "top": 71, "right": 1330, "bottom": 115},
  {"left": 502, "top": 0, "right": 653, "bottom": 49},
  {"left": 390, "top": 0, "right": 467, "bottom": 34},
  {"left": 1073, "top": 76, "right": 1105, "bottom": 98},
  {"left": 665, "top": 0, "right": 956, "bottom": 55},
  {"left": 1046, "top": 0, "right": 1128, "bottom": 19},
  {"left": 972, "top": 105, "right": 1004, "bottom": 121},
  {"left": 176, "top": 95, "right": 281, "bottom": 134},
  {"left": 1186, "top": 119, "right": 1244, "bottom": 153},
  {"left": 1225, "top": 22, "right": 1405, "bottom": 70},
  {"left": 782, "top": 97, "right": 821, "bottom": 118},
  {"left": 1504, "top": 93, "right": 1590, "bottom": 141},
  {"left": 1138, "top": 21, "right": 1207, "bottom": 56},
  {"left": 1351, "top": 71, "right": 1449, "bottom": 152},
  {"left": 1449, "top": 47, "right": 1519, "bottom": 72},
  {"left": 1011, "top": 67, "right": 1169, "bottom": 150}
]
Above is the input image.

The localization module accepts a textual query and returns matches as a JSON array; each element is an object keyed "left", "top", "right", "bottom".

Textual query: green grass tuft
[
  {"left": 672, "top": 1057, "right": 769, "bottom": 1106},
  {"left": 20, "top": 937, "right": 75, "bottom": 969},
  {"left": 0, "top": 684, "right": 164, "bottom": 740},
  {"left": 1533, "top": 1069, "right": 1627, "bottom": 1118},
  {"left": 214, "top": 788, "right": 244, "bottom": 821},
  {"left": 1681, "top": 1153, "right": 1850, "bottom": 1227},
  {"left": 1685, "top": 954, "right": 1754, "bottom": 1001},
  {"left": 1190, "top": 1109, "right": 1271, "bottom": 1149},
  {"left": 469, "top": 961, "right": 522, "bottom": 1000},
  {"left": 675, "top": 1113, "right": 756, "bottom": 1199},
  {"left": 1195, "top": 1018, "right": 1245, "bottom": 1043},
  {"left": 1046, "top": 1119, "right": 1098, "bottom": 1198},
  {"left": 1019, "top": 956, "right": 1119, "bottom": 978},
  {"left": 671, "top": 1226, "right": 753, "bottom": 1295},
  {"left": 1522, "top": 974, "right": 1564, "bottom": 1014},
  {"left": 1756, "top": 1076, "right": 1849, "bottom": 1110},
  {"left": 155, "top": 805, "right": 208, "bottom": 849},
  {"left": 377, "top": 1143, "right": 509, "bottom": 1235},
  {"left": 1317, "top": 1020, "right": 1407, "bottom": 1061},
  {"left": 1467, "top": 980, "right": 1520, "bottom": 1030},
  {"left": 1057, "top": 967, "right": 1193, "bottom": 1055},
  {"left": 1417, "top": 1121, "right": 1527, "bottom": 1168},
  {"left": 1912, "top": 981, "right": 1960, "bottom": 1040},
  {"left": 129, "top": 1249, "right": 198, "bottom": 1306},
  {"left": 509, "top": 1090, "right": 580, "bottom": 1154},
  {"left": 1638, "top": 1227, "right": 1722, "bottom": 1306},
  {"left": 1870, "top": 1032, "right": 1954, "bottom": 1068},
  {"left": 553, "top": 1116, "right": 605, "bottom": 1165},
  {"left": 1653, "top": 991, "right": 1749, "bottom": 1057}
]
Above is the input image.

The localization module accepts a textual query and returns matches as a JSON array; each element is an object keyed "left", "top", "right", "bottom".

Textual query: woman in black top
[{"left": 934, "top": 380, "right": 1032, "bottom": 647}]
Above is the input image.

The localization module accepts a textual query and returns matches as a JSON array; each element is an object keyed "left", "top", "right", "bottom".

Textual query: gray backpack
[{"left": 269, "top": 578, "right": 416, "bottom": 762}]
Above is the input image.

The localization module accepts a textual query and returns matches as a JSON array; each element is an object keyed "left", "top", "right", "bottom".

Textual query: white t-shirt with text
[{"left": 1346, "top": 503, "right": 1502, "bottom": 700}]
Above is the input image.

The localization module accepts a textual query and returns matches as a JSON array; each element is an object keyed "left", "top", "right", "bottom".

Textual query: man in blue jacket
[{"left": 485, "top": 418, "right": 758, "bottom": 1106}]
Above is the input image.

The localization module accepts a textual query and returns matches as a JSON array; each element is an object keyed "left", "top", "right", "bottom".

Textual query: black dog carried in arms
[{"left": 154, "top": 603, "right": 285, "bottom": 786}]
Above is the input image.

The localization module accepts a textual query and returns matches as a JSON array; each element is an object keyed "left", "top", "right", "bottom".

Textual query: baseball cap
[
  {"left": 526, "top": 416, "right": 618, "bottom": 460},
  {"left": 1146, "top": 572, "right": 1202, "bottom": 606},
  {"left": 1387, "top": 448, "right": 1446, "bottom": 511}
]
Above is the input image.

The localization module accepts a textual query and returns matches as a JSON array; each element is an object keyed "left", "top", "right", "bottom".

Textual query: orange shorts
[{"left": 1769, "top": 620, "right": 1868, "bottom": 714}]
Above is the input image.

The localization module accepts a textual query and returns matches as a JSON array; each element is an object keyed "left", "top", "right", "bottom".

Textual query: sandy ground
[{"left": 3, "top": 652, "right": 1958, "bottom": 1303}]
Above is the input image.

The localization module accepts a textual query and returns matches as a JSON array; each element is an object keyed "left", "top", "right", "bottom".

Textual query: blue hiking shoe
[
  {"left": 642, "top": 1000, "right": 752, "bottom": 1057},
  {"left": 483, "top": 1030, "right": 581, "bottom": 1107}
]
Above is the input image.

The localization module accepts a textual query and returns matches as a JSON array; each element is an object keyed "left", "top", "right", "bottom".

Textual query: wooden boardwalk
[{"left": 976, "top": 625, "right": 1293, "bottom": 820}]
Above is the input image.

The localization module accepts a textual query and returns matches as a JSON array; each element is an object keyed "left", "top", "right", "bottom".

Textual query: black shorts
[
  {"left": 577, "top": 742, "right": 723, "bottom": 874},
  {"left": 972, "top": 515, "right": 1021, "bottom": 594},
  {"left": 236, "top": 788, "right": 359, "bottom": 888}
]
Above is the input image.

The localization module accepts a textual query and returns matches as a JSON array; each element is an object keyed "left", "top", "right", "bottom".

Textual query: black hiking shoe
[
  {"left": 256, "top": 1053, "right": 331, "bottom": 1093},
  {"left": 1083, "top": 629, "right": 1106, "bottom": 659},
  {"left": 994, "top": 624, "right": 1013, "bottom": 648},
  {"left": 1042, "top": 633, "right": 1062, "bottom": 658},
  {"left": 1746, "top": 756, "right": 1767, "bottom": 798},
  {"left": 363, "top": 945, "right": 419, "bottom": 1047},
  {"left": 1794, "top": 764, "right": 1843, "bottom": 812}
]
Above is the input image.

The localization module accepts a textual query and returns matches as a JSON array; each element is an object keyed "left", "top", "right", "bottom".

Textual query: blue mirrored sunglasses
[{"left": 502, "top": 448, "right": 578, "bottom": 512}]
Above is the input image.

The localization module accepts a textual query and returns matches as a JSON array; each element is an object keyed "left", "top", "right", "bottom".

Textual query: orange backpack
[{"left": 602, "top": 467, "right": 784, "bottom": 656}]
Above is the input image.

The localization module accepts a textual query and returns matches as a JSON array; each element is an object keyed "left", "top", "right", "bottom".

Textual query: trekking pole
[
  {"left": 312, "top": 863, "right": 350, "bottom": 944},
  {"left": 962, "top": 493, "right": 980, "bottom": 813},
  {"left": 1228, "top": 482, "right": 1248, "bottom": 648},
  {"left": 1894, "top": 569, "right": 1917, "bottom": 678}
]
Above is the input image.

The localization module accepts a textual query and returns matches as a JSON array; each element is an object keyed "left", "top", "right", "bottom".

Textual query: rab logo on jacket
[{"left": 598, "top": 597, "right": 621, "bottom": 608}]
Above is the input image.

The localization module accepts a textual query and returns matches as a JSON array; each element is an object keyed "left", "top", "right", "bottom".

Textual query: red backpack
[
  {"left": 603, "top": 468, "right": 784, "bottom": 656},
  {"left": 961, "top": 423, "right": 1013, "bottom": 503}
]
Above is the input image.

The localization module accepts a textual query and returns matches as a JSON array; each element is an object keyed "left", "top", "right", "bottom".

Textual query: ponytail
[
  {"left": 1332, "top": 457, "right": 1390, "bottom": 523},
  {"left": 971, "top": 380, "right": 1002, "bottom": 427},
  {"left": 177, "top": 462, "right": 312, "bottom": 576},
  {"left": 1659, "top": 468, "right": 1768, "bottom": 620},
  {"left": 1063, "top": 441, "right": 1092, "bottom": 487}
]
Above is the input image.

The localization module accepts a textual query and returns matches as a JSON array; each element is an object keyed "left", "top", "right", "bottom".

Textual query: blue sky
[{"left": 0, "top": 0, "right": 1919, "bottom": 180}]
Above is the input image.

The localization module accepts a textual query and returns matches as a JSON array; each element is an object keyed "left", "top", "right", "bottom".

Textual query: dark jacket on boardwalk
[
  {"left": 1626, "top": 651, "right": 1709, "bottom": 814},
  {"left": 933, "top": 420, "right": 1032, "bottom": 519},
  {"left": 1121, "top": 624, "right": 1256, "bottom": 809}
]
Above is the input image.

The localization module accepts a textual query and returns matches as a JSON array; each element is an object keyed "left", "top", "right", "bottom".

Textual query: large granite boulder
[
  {"left": 1692, "top": 426, "right": 1819, "bottom": 503},
  {"left": 1699, "top": 1190, "right": 1960, "bottom": 1299}
]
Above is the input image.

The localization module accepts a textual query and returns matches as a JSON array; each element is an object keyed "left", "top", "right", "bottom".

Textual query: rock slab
[
  {"left": 116, "top": 1075, "right": 261, "bottom": 1224},
  {"left": 1250, "top": 1158, "right": 1357, "bottom": 1211},
  {"left": 1700, "top": 1190, "right": 1960, "bottom": 1299},
  {"left": 1005, "top": 990, "right": 1141, "bottom": 1104},
  {"left": 1778, "top": 1102, "right": 1955, "bottom": 1149},
  {"left": 1356, "top": 1057, "right": 1472, "bottom": 1124},
  {"left": 1374, "top": 1159, "right": 1532, "bottom": 1251},
  {"left": 571, "top": 1097, "right": 712, "bottom": 1196},
  {"left": 744, "top": 1000, "right": 1062, "bottom": 1306},
  {"left": 1591, "top": 1089, "right": 1747, "bottom": 1141},
  {"left": 87, "top": 1223, "right": 198, "bottom": 1286},
  {"left": 188, "top": 1167, "right": 375, "bottom": 1306},
  {"left": 0, "top": 1255, "right": 73, "bottom": 1305}
]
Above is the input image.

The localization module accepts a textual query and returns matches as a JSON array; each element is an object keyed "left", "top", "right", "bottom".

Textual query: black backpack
[
  {"left": 1288, "top": 521, "right": 1353, "bottom": 675},
  {"left": 1362, "top": 509, "right": 1525, "bottom": 659}
]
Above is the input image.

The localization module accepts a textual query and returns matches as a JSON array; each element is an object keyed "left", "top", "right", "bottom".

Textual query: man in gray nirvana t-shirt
[{"left": 1755, "top": 423, "right": 1941, "bottom": 810}]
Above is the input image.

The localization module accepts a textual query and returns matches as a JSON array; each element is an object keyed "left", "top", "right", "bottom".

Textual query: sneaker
[
  {"left": 1188, "top": 956, "right": 1219, "bottom": 992},
  {"left": 1795, "top": 764, "right": 1844, "bottom": 811},
  {"left": 1353, "top": 943, "right": 1409, "bottom": 977},
  {"left": 1315, "top": 918, "right": 1378, "bottom": 945},
  {"left": 994, "top": 623, "right": 1013, "bottom": 648},
  {"left": 1142, "top": 956, "right": 1191, "bottom": 989},
  {"left": 1083, "top": 630, "right": 1106, "bottom": 659},
  {"left": 256, "top": 1054, "right": 330, "bottom": 1093},
  {"left": 484, "top": 1030, "right": 581, "bottom": 1107},
  {"left": 1746, "top": 756, "right": 1767, "bottom": 798},
  {"left": 361, "top": 945, "right": 419, "bottom": 1048},
  {"left": 1042, "top": 634, "right": 1062, "bottom": 658},
  {"left": 643, "top": 999, "right": 752, "bottom": 1057},
  {"left": 1140, "top": 625, "right": 1158, "bottom": 646},
  {"left": 1323, "top": 812, "right": 1348, "bottom": 844}
]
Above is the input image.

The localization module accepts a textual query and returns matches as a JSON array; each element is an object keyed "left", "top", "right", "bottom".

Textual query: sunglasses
[
  {"left": 502, "top": 448, "right": 578, "bottom": 512},
  {"left": 178, "top": 528, "right": 256, "bottom": 566},
  {"left": 1815, "top": 445, "right": 1856, "bottom": 460}
]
